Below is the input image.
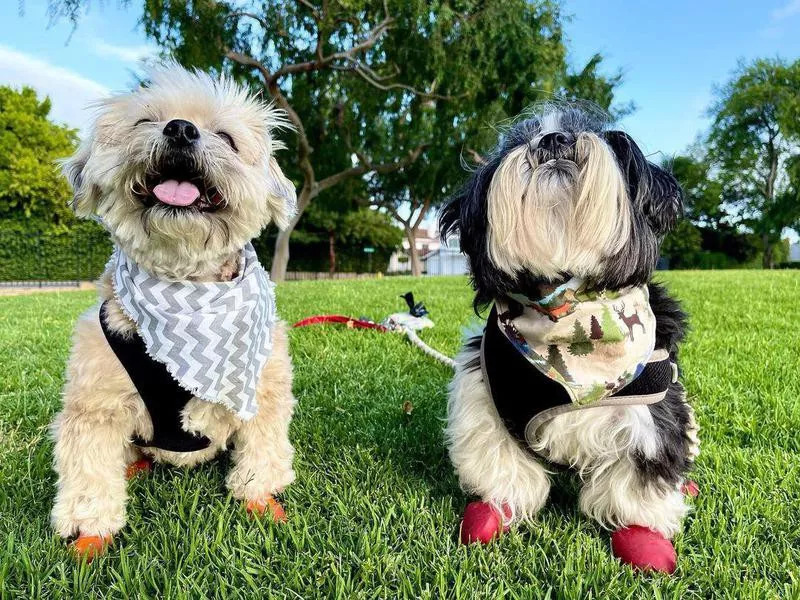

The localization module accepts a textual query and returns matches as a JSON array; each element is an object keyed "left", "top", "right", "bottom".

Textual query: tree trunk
[
  {"left": 271, "top": 186, "right": 313, "bottom": 282},
  {"left": 328, "top": 228, "right": 336, "bottom": 275},
  {"left": 762, "top": 233, "right": 773, "bottom": 269},
  {"left": 405, "top": 227, "right": 422, "bottom": 276},
  {"left": 271, "top": 228, "right": 292, "bottom": 281}
]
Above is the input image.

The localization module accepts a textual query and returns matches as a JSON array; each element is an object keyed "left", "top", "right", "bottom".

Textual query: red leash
[{"left": 292, "top": 315, "right": 388, "bottom": 332}]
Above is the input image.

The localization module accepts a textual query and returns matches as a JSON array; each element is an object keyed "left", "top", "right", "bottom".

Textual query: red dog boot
[
  {"left": 125, "top": 457, "right": 153, "bottom": 480},
  {"left": 246, "top": 496, "right": 287, "bottom": 523},
  {"left": 459, "top": 501, "right": 512, "bottom": 544},
  {"left": 72, "top": 534, "right": 113, "bottom": 563},
  {"left": 611, "top": 525, "right": 677, "bottom": 573},
  {"left": 681, "top": 480, "right": 700, "bottom": 498}
]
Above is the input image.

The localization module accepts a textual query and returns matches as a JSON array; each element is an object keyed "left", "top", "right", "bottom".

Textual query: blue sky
[{"left": 1, "top": 0, "right": 799, "bottom": 158}]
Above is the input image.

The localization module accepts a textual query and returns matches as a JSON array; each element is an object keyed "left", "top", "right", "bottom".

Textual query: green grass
[{"left": 1, "top": 271, "right": 799, "bottom": 599}]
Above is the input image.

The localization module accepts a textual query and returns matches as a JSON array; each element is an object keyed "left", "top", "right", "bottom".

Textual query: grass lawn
[{"left": 1, "top": 271, "right": 799, "bottom": 598}]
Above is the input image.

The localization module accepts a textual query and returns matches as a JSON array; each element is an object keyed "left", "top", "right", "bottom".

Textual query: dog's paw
[
  {"left": 680, "top": 480, "right": 699, "bottom": 498},
  {"left": 611, "top": 526, "right": 677, "bottom": 574},
  {"left": 125, "top": 458, "right": 153, "bottom": 480},
  {"left": 459, "top": 501, "right": 511, "bottom": 544},
  {"left": 72, "top": 534, "right": 113, "bottom": 563},
  {"left": 245, "top": 496, "right": 287, "bottom": 523}
]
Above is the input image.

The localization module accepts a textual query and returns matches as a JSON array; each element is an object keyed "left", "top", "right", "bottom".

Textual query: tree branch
[
  {"left": 317, "top": 144, "right": 427, "bottom": 192},
  {"left": 228, "top": 11, "right": 271, "bottom": 30},
  {"left": 269, "top": 14, "right": 393, "bottom": 81},
  {"left": 411, "top": 196, "right": 431, "bottom": 230},
  {"left": 465, "top": 147, "right": 487, "bottom": 165},
  {"left": 344, "top": 61, "right": 456, "bottom": 100},
  {"left": 295, "top": 0, "right": 322, "bottom": 22}
]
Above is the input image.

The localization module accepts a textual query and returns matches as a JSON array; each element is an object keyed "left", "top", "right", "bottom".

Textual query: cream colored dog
[{"left": 51, "top": 65, "right": 298, "bottom": 560}]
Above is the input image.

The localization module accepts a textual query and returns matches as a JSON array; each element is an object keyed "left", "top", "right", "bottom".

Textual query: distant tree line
[{"left": 663, "top": 58, "right": 800, "bottom": 269}]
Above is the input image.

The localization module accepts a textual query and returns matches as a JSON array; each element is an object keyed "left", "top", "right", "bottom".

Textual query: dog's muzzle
[{"left": 535, "top": 131, "right": 576, "bottom": 162}]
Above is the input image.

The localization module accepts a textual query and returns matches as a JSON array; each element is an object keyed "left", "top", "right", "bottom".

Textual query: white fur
[{"left": 487, "top": 132, "right": 631, "bottom": 281}]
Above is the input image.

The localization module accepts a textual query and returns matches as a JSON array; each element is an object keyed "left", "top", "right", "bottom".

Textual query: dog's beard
[{"left": 487, "top": 133, "right": 632, "bottom": 281}]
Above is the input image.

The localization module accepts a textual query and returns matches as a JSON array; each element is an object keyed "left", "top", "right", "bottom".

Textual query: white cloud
[
  {"left": 89, "top": 40, "right": 156, "bottom": 64},
  {"left": 770, "top": 0, "right": 800, "bottom": 20},
  {"left": 0, "top": 44, "right": 108, "bottom": 131}
]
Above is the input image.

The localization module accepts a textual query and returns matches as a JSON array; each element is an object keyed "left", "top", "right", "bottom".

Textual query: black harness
[
  {"left": 481, "top": 305, "right": 675, "bottom": 447},
  {"left": 100, "top": 302, "right": 211, "bottom": 452}
]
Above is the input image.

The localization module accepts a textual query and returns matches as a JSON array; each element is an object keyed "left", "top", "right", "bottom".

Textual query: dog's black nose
[
  {"left": 163, "top": 119, "right": 200, "bottom": 147},
  {"left": 538, "top": 132, "right": 572, "bottom": 154}
]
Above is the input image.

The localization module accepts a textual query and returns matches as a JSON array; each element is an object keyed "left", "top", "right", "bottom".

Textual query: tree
[
  {"left": 568, "top": 320, "right": 593, "bottom": 357},
  {"left": 51, "top": 0, "right": 624, "bottom": 279},
  {"left": 663, "top": 153, "right": 763, "bottom": 268},
  {"left": 547, "top": 344, "right": 572, "bottom": 382},
  {"left": 707, "top": 58, "right": 800, "bottom": 268},
  {"left": 599, "top": 306, "right": 624, "bottom": 343},
  {"left": 589, "top": 315, "right": 602, "bottom": 340},
  {"left": 661, "top": 219, "right": 702, "bottom": 268},
  {"left": 0, "top": 86, "right": 78, "bottom": 228},
  {"left": 669, "top": 154, "right": 726, "bottom": 230}
]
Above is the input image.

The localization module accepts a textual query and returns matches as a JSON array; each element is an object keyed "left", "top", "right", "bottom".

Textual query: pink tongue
[{"left": 152, "top": 180, "right": 201, "bottom": 206}]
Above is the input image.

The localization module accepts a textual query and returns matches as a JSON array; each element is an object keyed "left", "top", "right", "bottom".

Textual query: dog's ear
[
  {"left": 604, "top": 130, "right": 683, "bottom": 235},
  {"left": 439, "top": 190, "right": 463, "bottom": 245},
  {"left": 265, "top": 156, "right": 297, "bottom": 230},
  {"left": 644, "top": 163, "right": 683, "bottom": 234},
  {"left": 60, "top": 140, "right": 100, "bottom": 218}
]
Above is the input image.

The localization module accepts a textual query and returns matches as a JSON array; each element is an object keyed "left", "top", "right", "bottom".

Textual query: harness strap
[{"left": 100, "top": 302, "right": 212, "bottom": 453}]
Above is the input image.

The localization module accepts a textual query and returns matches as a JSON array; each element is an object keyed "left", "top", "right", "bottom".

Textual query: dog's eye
[
  {"left": 134, "top": 118, "right": 152, "bottom": 127},
  {"left": 216, "top": 131, "right": 238, "bottom": 152}
]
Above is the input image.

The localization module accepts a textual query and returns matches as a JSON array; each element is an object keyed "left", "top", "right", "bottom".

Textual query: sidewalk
[{"left": 0, "top": 281, "right": 96, "bottom": 297}]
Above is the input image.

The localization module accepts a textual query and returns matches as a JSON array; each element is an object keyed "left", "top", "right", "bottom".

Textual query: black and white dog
[{"left": 440, "top": 106, "right": 700, "bottom": 573}]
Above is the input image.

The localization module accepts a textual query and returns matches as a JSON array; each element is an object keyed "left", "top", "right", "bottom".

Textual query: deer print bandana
[
  {"left": 111, "top": 243, "right": 276, "bottom": 421},
  {"left": 496, "top": 277, "right": 656, "bottom": 405}
]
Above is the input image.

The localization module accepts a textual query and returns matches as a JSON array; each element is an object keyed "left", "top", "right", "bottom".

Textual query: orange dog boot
[
  {"left": 126, "top": 457, "right": 153, "bottom": 480},
  {"left": 246, "top": 496, "right": 287, "bottom": 522},
  {"left": 72, "top": 534, "right": 113, "bottom": 563}
]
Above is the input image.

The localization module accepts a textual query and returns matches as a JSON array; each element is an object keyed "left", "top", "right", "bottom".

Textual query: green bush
[
  {"left": 0, "top": 219, "right": 112, "bottom": 281},
  {"left": 0, "top": 219, "right": 394, "bottom": 281}
]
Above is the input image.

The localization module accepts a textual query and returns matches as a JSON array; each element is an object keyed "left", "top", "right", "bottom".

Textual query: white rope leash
[{"left": 400, "top": 326, "right": 456, "bottom": 369}]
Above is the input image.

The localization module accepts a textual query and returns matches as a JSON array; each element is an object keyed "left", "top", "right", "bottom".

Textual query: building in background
[
  {"left": 387, "top": 226, "right": 469, "bottom": 275},
  {"left": 790, "top": 242, "right": 800, "bottom": 263},
  {"left": 423, "top": 244, "right": 469, "bottom": 275},
  {"left": 387, "top": 227, "right": 440, "bottom": 273}
]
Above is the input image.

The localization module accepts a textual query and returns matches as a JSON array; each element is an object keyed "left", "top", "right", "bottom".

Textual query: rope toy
[{"left": 292, "top": 292, "right": 455, "bottom": 369}]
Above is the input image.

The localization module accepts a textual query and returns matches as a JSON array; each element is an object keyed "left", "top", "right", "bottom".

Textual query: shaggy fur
[
  {"left": 51, "top": 65, "right": 297, "bottom": 541},
  {"left": 440, "top": 106, "right": 699, "bottom": 539}
]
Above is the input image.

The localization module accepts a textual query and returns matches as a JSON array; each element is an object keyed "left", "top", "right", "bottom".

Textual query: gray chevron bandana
[{"left": 111, "top": 243, "right": 275, "bottom": 420}]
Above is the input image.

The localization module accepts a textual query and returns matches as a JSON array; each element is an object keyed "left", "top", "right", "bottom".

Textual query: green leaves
[
  {"left": 0, "top": 86, "right": 78, "bottom": 228},
  {"left": 706, "top": 58, "right": 800, "bottom": 266}
]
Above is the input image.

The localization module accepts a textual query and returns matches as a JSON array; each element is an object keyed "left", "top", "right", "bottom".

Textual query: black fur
[
  {"left": 637, "top": 382, "right": 694, "bottom": 487},
  {"left": 462, "top": 334, "right": 483, "bottom": 373},
  {"left": 637, "top": 282, "right": 694, "bottom": 486}
]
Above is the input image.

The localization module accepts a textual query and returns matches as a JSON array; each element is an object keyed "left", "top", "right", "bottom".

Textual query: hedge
[
  {"left": 0, "top": 220, "right": 112, "bottom": 281},
  {"left": 0, "top": 220, "right": 395, "bottom": 281}
]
